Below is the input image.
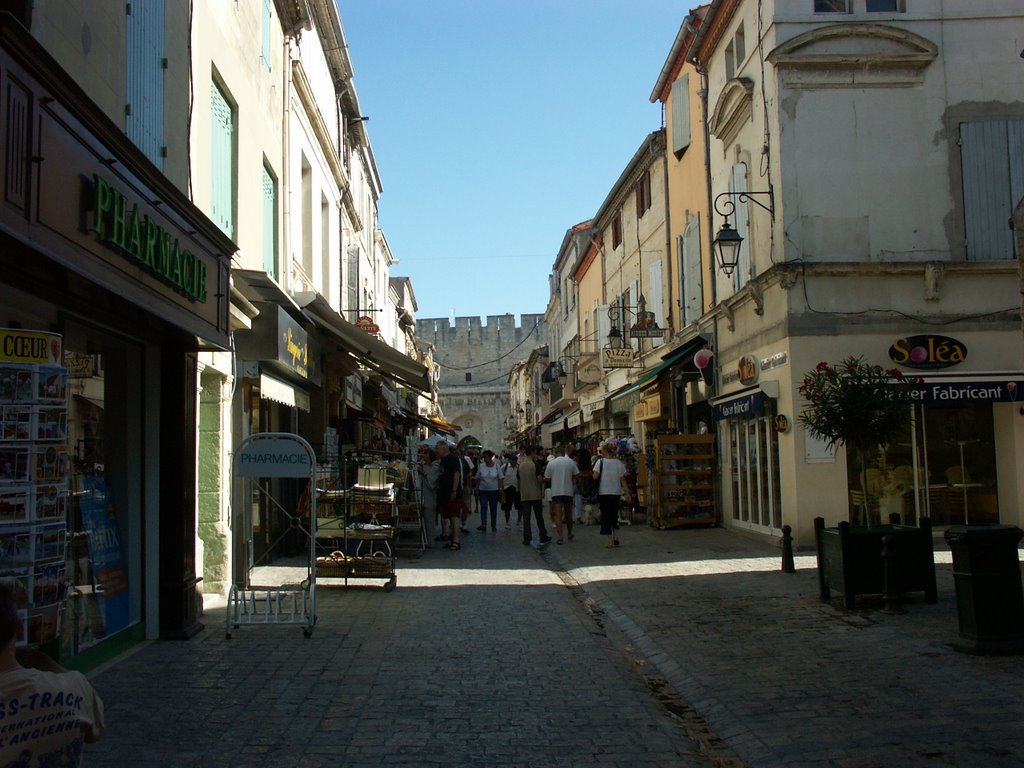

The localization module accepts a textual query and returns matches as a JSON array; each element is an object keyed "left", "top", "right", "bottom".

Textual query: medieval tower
[{"left": 416, "top": 313, "right": 546, "bottom": 451}]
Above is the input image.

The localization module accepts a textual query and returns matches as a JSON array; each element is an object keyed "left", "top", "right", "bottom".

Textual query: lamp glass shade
[{"left": 713, "top": 223, "right": 744, "bottom": 276}]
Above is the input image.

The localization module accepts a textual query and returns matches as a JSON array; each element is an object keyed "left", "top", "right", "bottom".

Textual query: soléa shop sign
[{"left": 236, "top": 438, "right": 313, "bottom": 478}]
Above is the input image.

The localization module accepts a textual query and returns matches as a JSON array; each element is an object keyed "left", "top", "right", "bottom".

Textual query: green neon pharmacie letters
[{"left": 90, "top": 173, "right": 208, "bottom": 303}]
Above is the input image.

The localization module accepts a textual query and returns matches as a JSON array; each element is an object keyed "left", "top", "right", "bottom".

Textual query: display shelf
[{"left": 653, "top": 434, "right": 716, "bottom": 529}]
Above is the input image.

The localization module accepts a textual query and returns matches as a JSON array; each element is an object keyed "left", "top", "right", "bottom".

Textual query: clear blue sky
[{"left": 339, "top": 0, "right": 687, "bottom": 322}]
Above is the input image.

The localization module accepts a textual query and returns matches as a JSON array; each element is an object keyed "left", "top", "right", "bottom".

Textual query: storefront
[
  {"left": 0, "top": 21, "right": 234, "bottom": 665},
  {"left": 715, "top": 331, "right": 1024, "bottom": 547}
]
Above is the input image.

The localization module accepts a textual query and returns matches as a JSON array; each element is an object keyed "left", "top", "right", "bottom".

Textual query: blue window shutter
[
  {"left": 211, "top": 82, "right": 236, "bottom": 238},
  {"left": 126, "top": 0, "right": 165, "bottom": 168},
  {"left": 262, "top": 0, "right": 272, "bottom": 72},
  {"left": 671, "top": 75, "right": 691, "bottom": 156},
  {"left": 262, "top": 165, "right": 277, "bottom": 278},
  {"left": 961, "top": 120, "right": 1023, "bottom": 261}
]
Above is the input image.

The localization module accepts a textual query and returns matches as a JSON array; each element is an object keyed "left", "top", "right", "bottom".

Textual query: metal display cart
[
  {"left": 226, "top": 432, "right": 317, "bottom": 638},
  {"left": 315, "top": 470, "right": 398, "bottom": 591}
]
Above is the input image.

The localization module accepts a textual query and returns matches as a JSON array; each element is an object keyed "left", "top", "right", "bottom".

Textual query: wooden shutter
[
  {"left": 262, "top": 165, "right": 277, "bottom": 277},
  {"left": 210, "top": 82, "right": 235, "bottom": 238},
  {"left": 671, "top": 76, "right": 691, "bottom": 156},
  {"left": 730, "top": 163, "right": 750, "bottom": 290},
  {"left": 126, "top": 0, "right": 165, "bottom": 168},
  {"left": 960, "top": 120, "right": 1024, "bottom": 261},
  {"left": 648, "top": 260, "right": 664, "bottom": 349},
  {"left": 262, "top": 0, "right": 273, "bottom": 72},
  {"left": 681, "top": 213, "right": 702, "bottom": 326}
]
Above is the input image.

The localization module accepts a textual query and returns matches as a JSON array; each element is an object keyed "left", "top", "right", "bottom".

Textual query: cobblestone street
[{"left": 87, "top": 523, "right": 1024, "bottom": 768}]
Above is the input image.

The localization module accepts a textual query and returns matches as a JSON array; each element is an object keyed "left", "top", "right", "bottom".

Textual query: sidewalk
[
  {"left": 542, "top": 519, "right": 1024, "bottom": 767},
  {"left": 84, "top": 519, "right": 1024, "bottom": 767}
]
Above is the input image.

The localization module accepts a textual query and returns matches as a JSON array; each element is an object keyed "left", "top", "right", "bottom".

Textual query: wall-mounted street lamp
[
  {"left": 607, "top": 297, "right": 665, "bottom": 348},
  {"left": 712, "top": 189, "right": 775, "bottom": 276}
]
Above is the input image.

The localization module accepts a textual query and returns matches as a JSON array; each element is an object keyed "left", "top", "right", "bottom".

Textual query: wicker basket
[
  {"left": 315, "top": 550, "right": 350, "bottom": 577},
  {"left": 348, "top": 554, "right": 392, "bottom": 578}
]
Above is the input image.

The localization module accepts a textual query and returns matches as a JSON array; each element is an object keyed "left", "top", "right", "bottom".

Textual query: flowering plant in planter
[{"left": 798, "top": 356, "right": 918, "bottom": 525}]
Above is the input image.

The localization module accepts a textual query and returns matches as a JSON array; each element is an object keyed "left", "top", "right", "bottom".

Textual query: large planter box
[{"left": 814, "top": 516, "right": 938, "bottom": 609}]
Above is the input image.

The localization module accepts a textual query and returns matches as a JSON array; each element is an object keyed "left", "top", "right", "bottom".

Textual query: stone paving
[{"left": 84, "top": 519, "right": 1024, "bottom": 768}]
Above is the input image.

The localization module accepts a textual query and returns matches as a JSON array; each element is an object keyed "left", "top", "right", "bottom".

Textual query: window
[
  {"left": 960, "top": 120, "right": 1024, "bottom": 261},
  {"left": 345, "top": 246, "right": 359, "bottom": 315},
  {"left": 728, "top": 407, "right": 783, "bottom": 532},
  {"left": 725, "top": 24, "right": 745, "bottom": 80},
  {"left": 611, "top": 212, "right": 622, "bottom": 249},
  {"left": 729, "top": 162, "right": 750, "bottom": 290},
  {"left": 866, "top": 0, "right": 904, "bottom": 10},
  {"left": 210, "top": 79, "right": 236, "bottom": 238},
  {"left": 635, "top": 171, "right": 652, "bottom": 219},
  {"left": 670, "top": 76, "right": 691, "bottom": 157},
  {"left": 262, "top": 163, "right": 277, "bottom": 278},
  {"left": 301, "top": 155, "right": 313, "bottom": 280},
  {"left": 320, "top": 194, "right": 330, "bottom": 302},
  {"left": 814, "top": 0, "right": 850, "bottom": 11}
]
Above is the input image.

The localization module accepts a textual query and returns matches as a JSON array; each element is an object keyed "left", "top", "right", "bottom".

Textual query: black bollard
[
  {"left": 882, "top": 534, "right": 905, "bottom": 614},
  {"left": 781, "top": 525, "right": 795, "bottom": 574}
]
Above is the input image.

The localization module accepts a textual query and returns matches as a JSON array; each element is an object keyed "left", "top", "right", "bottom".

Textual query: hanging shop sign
[
  {"left": 888, "top": 335, "right": 967, "bottom": 370},
  {"left": 603, "top": 347, "right": 636, "bottom": 369},
  {"left": 87, "top": 174, "right": 208, "bottom": 303},
  {"left": 355, "top": 316, "right": 381, "bottom": 335}
]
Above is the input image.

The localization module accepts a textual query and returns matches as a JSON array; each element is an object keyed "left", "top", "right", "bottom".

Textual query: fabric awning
[
  {"left": 633, "top": 335, "right": 709, "bottom": 389},
  {"left": 259, "top": 372, "right": 310, "bottom": 412},
  {"left": 301, "top": 296, "right": 431, "bottom": 393}
]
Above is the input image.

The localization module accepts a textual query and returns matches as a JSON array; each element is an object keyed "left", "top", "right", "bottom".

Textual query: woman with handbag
[{"left": 592, "top": 442, "right": 627, "bottom": 547}]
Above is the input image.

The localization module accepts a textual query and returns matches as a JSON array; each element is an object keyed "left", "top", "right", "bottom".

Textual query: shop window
[
  {"left": 845, "top": 403, "right": 998, "bottom": 527},
  {"left": 62, "top": 328, "right": 144, "bottom": 659},
  {"left": 728, "top": 408, "right": 782, "bottom": 531}
]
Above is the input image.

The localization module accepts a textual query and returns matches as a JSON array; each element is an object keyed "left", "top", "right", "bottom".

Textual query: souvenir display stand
[
  {"left": 0, "top": 333, "right": 69, "bottom": 650},
  {"left": 315, "top": 462, "right": 398, "bottom": 592},
  {"left": 653, "top": 434, "right": 717, "bottom": 528},
  {"left": 227, "top": 433, "right": 317, "bottom": 638}
]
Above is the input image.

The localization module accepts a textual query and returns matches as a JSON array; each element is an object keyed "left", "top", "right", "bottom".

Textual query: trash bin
[{"left": 944, "top": 525, "right": 1024, "bottom": 655}]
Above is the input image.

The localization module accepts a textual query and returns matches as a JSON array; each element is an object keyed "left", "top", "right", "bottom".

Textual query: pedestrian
[
  {"left": 458, "top": 448, "right": 476, "bottom": 534},
  {"left": 435, "top": 441, "right": 463, "bottom": 550},
  {"left": 501, "top": 452, "right": 521, "bottom": 529},
  {"left": 518, "top": 445, "right": 551, "bottom": 546},
  {"left": 417, "top": 446, "right": 441, "bottom": 546},
  {"left": 593, "top": 441, "right": 627, "bottom": 547},
  {"left": 573, "top": 445, "right": 592, "bottom": 523},
  {"left": 0, "top": 582, "right": 105, "bottom": 767},
  {"left": 544, "top": 444, "right": 579, "bottom": 544},
  {"left": 474, "top": 449, "right": 503, "bottom": 532}
]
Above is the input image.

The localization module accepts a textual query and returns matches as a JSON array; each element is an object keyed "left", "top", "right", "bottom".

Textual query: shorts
[
  {"left": 551, "top": 495, "right": 573, "bottom": 507},
  {"left": 442, "top": 497, "right": 462, "bottom": 519}
]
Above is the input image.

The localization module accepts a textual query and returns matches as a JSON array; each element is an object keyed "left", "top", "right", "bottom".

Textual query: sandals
[{"left": 445, "top": 541, "right": 461, "bottom": 550}]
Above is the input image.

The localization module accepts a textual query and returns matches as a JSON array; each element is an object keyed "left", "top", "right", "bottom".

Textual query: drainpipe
[{"left": 282, "top": 35, "right": 293, "bottom": 291}]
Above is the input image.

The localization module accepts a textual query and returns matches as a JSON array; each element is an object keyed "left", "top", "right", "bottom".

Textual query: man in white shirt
[
  {"left": 0, "top": 582, "right": 104, "bottom": 767},
  {"left": 543, "top": 444, "right": 580, "bottom": 544}
]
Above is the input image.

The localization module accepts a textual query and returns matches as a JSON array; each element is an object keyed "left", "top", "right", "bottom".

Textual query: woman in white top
[
  {"left": 592, "top": 442, "right": 627, "bottom": 547},
  {"left": 474, "top": 449, "right": 504, "bottom": 532}
]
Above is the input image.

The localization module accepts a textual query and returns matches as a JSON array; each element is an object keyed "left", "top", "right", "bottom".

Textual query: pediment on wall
[
  {"left": 709, "top": 78, "right": 754, "bottom": 146},
  {"left": 767, "top": 23, "right": 937, "bottom": 88}
]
